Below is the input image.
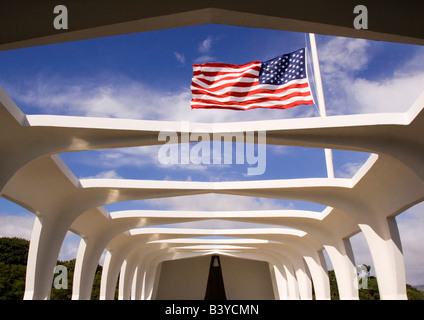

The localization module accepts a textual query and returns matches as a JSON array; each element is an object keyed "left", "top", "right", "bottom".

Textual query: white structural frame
[
  {"left": 1, "top": 6, "right": 423, "bottom": 299},
  {"left": 1, "top": 85, "right": 424, "bottom": 300}
]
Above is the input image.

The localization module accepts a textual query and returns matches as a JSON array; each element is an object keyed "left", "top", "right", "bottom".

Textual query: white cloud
[
  {"left": 193, "top": 36, "right": 217, "bottom": 64},
  {"left": 396, "top": 202, "right": 424, "bottom": 286},
  {"left": 0, "top": 213, "right": 80, "bottom": 261},
  {"left": 8, "top": 67, "right": 323, "bottom": 124},
  {"left": 319, "top": 37, "right": 370, "bottom": 76},
  {"left": 174, "top": 51, "right": 185, "bottom": 64},
  {"left": 58, "top": 232, "right": 81, "bottom": 261},
  {"left": 8, "top": 74, "right": 190, "bottom": 121},
  {"left": 194, "top": 55, "right": 216, "bottom": 64},
  {"left": 0, "top": 214, "right": 35, "bottom": 240},
  {"left": 335, "top": 161, "right": 364, "bottom": 178},
  {"left": 269, "top": 145, "right": 291, "bottom": 155},
  {"left": 350, "top": 72, "right": 424, "bottom": 114},
  {"left": 72, "top": 144, "right": 218, "bottom": 175},
  {"left": 198, "top": 36, "right": 213, "bottom": 54},
  {"left": 144, "top": 194, "right": 294, "bottom": 229},
  {"left": 94, "top": 146, "right": 160, "bottom": 168},
  {"left": 349, "top": 231, "right": 374, "bottom": 274},
  {"left": 318, "top": 37, "right": 424, "bottom": 116},
  {"left": 146, "top": 193, "right": 289, "bottom": 211},
  {"left": 81, "top": 170, "right": 123, "bottom": 179}
]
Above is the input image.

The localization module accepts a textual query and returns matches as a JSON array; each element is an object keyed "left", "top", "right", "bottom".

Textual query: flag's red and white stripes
[{"left": 191, "top": 61, "right": 314, "bottom": 110}]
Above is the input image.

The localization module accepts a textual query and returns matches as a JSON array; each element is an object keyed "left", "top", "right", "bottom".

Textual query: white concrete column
[
  {"left": 143, "top": 257, "right": 163, "bottom": 300},
  {"left": 267, "top": 247, "right": 313, "bottom": 300},
  {"left": 23, "top": 215, "right": 71, "bottom": 300},
  {"left": 264, "top": 251, "right": 299, "bottom": 300},
  {"left": 72, "top": 222, "right": 146, "bottom": 300},
  {"left": 324, "top": 238, "right": 359, "bottom": 300},
  {"left": 128, "top": 247, "right": 160, "bottom": 300},
  {"left": 303, "top": 250, "right": 330, "bottom": 300},
  {"left": 276, "top": 243, "right": 329, "bottom": 300},
  {"left": 359, "top": 217, "right": 407, "bottom": 299},
  {"left": 72, "top": 235, "right": 112, "bottom": 300},
  {"left": 130, "top": 265, "right": 138, "bottom": 300},
  {"left": 275, "top": 249, "right": 313, "bottom": 300},
  {"left": 135, "top": 261, "right": 147, "bottom": 300},
  {"left": 268, "top": 263, "right": 279, "bottom": 299},
  {"left": 259, "top": 241, "right": 327, "bottom": 300},
  {"left": 118, "top": 260, "right": 128, "bottom": 300},
  {"left": 118, "top": 249, "right": 142, "bottom": 300},
  {"left": 270, "top": 264, "right": 288, "bottom": 299},
  {"left": 266, "top": 251, "right": 296, "bottom": 300},
  {"left": 100, "top": 241, "right": 144, "bottom": 300},
  {"left": 72, "top": 232, "right": 115, "bottom": 300},
  {"left": 150, "top": 261, "right": 163, "bottom": 300},
  {"left": 72, "top": 236, "right": 107, "bottom": 300},
  {"left": 283, "top": 263, "right": 299, "bottom": 300},
  {"left": 72, "top": 237, "right": 89, "bottom": 300},
  {"left": 129, "top": 246, "right": 164, "bottom": 300},
  {"left": 291, "top": 257, "right": 313, "bottom": 300},
  {"left": 99, "top": 250, "right": 115, "bottom": 300}
]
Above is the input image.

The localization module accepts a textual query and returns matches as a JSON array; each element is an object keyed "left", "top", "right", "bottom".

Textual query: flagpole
[{"left": 308, "top": 33, "right": 335, "bottom": 179}]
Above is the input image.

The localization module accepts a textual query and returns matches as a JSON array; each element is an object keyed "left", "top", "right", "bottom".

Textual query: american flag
[{"left": 191, "top": 48, "right": 315, "bottom": 111}]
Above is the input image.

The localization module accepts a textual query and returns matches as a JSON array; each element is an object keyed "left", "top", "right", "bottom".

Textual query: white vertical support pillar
[
  {"left": 324, "top": 242, "right": 359, "bottom": 300},
  {"left": 24, "top": 215, "right": 70, "bottom": 300},
  {"left": 72, "top": 235, "right": 108, "bottom": 300},
  {"left": 143, "top": 259, "right": 159, "bottom": 300},
  {"left": 137, "top": 265, "right": 148, "bottom": 300},
  {"left": 269, "top": 264, "right": 279, "bottom": 300},
  {"left": 295, "top": 259, "right": 313, "bottom": 300},
  {"left": 151, "top": 261, "right": 163, "bottom": 300},
  {"left": 308, "top": 33, "right": 334, "bottom": 179},
  {"left": 273, "top": 264, "right": 289, "bottom": 300},
  {"left": 283, "top": 264, "right": 300, "bottom": 300},
  {"left": 274, "top": 248, "right": 313, "bottom": 300},
  {"left": 131, "top": 265, "right": 138, "bottom": 300},
  {"left": 119, "top": 250, "right": 142, "bottom": 300},
  {"left": 269, "top": 264, "right": 281, "bottom": 299},
  {"left": 72, "top": 237, "right": 88, "bottom": 300},
  {"left": 359, "top": 217, "right": 407, "bottom": 299},
  {"left": 101, "top": 245, "right": 132, "bottom": 300},
  {"left": 118, "top": 260, "right": 127, "bottom": 300},
  {"left": 303, "top": 248, "right": 331, "bottom": 300},
  {"left": 99, "top": 250, "right": 112, "bottom": 300}
]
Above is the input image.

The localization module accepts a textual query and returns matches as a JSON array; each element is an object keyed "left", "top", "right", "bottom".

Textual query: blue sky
[{"left": 0, "top": 24, "right": 423, "bottom": 285}]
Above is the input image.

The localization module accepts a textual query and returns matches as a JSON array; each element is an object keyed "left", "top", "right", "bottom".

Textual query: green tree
[
  {"left": 0, "top": 262, "right": 27, "bottom": 300},
  {"left": 50, "top": 259, "right": 75, "bottom": 300},
  {"left": 0, "top": 237, "right": 29, "bottom": 300},
  {"left": 0, "top": 237, "right": 29, "bottom": 265},
  {"left": 0, "top": 237, "right": 106, "bottom": 300},
  {"left": 358, "top": 276, "right": 380, "bottom": 300},
  {"left": 328, "top": 267, "right": 424, "bottom": 300},
  {"left": 406, "top": 284, "right": 424, "bottom": 300}
]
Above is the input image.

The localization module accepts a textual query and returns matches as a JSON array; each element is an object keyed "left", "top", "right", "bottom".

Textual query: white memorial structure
[{"left": 0, "top": 1, "right": 423, "bottom": 300}]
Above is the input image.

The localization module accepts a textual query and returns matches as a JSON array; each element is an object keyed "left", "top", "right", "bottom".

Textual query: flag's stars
[{"left": 259, "top": 48, "right": 307, "bottom": 85}]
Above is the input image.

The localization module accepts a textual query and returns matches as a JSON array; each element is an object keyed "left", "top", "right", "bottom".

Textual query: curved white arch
[{"left": 1, "top": 88, "right": 423, "bottom": 300}]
